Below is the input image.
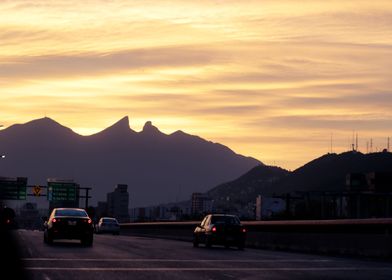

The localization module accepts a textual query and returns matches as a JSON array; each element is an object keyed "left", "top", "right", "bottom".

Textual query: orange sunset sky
[{"left": 1, "top": 0, "right": 391, "bottom": 170}]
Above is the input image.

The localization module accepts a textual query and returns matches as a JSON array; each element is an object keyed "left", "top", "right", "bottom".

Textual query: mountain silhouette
[
  {"left": 206, "top": 151, "right": 392, "bottom": 206},
  {"left": 0, "top": 117, "right": 260, "bottom": 207},
  {"left": 207, "top": 165, "right": 289, "bottom": 206},
  {"left": 269, "top": 151, "right": 392, "bottom": 195}
]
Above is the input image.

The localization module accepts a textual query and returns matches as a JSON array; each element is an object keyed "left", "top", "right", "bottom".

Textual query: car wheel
[
  {"left": 205, "top": 236, "right": 212, "bottom": 248},
  {"left": 193, "top": 236, "right": 199, "bottom": 248},
  {"left": 46, "top": 232, "right": 53, "bottom": 245},
  {"left": 81, "top": 236, "right": 93, "bottom": 247}
]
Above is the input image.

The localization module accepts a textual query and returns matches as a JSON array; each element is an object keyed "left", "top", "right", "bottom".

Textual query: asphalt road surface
[{"left": 9, "top": 229, "right": 392, "bottom": 280}]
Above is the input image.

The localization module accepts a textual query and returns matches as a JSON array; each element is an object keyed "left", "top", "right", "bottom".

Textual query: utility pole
[
  {"left": 0, "top": 125, "right": 4, "bottom": 158},
  {"left": 370, "top": 138, "right": 373, "bottom": 153}
]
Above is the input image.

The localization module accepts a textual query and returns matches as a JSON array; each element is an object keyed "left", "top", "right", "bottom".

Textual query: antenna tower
[
  {"left": 370, "top": 138, "right": 373, "bottom": 153},
  {"left": 351, "top": 131, "right": 355, "bottom": 151}
]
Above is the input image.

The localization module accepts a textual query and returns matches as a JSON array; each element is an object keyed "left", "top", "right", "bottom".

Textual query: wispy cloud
[{"left": 1, "top": 0, "right": 392, "bottom": 169}]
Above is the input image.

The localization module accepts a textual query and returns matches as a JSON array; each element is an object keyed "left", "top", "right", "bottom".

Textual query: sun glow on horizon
[{"left": 1, "top": 0, "right": 392, "bottom": 170}]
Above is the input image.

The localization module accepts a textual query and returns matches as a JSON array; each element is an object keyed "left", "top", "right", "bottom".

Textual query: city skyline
[{"left": 1, "top": 1, "right": 392, "bottom": 169}]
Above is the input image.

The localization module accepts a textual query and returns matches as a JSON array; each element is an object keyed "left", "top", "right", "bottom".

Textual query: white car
[{"left": 95, "top": 217, "right": 120, "bottom": 235}]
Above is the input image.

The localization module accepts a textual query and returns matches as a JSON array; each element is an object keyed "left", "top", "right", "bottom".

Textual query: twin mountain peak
[
  {"left": 0, "top": 117, "right": 260, "bottom": 207},
  {"left": 4, "top": 116, "right": 189, "bottom": 139}
]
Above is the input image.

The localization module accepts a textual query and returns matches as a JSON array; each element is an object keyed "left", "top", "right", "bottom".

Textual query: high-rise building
[
  {"left": 191, "top": 192, "right": 213, "bottom": 215},
  {"left": 107, "top": 184, "right": 130, "bottom": 223}
]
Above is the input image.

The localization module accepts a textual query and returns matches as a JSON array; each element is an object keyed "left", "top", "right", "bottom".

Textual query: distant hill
[
  {"left": 0, "top": 117, "right": 260, "bottom": 207},
  {"left": 205, "top": 151, "right": 392, "bottom": 207},
  {"left": 207, "top": 165, "right": 289, "bottom": 206},
  {"left": 270, "top": 151, "right": 392, "bottom": 195}
]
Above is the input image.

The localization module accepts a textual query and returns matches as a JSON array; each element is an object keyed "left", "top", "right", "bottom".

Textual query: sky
[{"left": 1, "top": 0, "right": 392, "bottom": 170}]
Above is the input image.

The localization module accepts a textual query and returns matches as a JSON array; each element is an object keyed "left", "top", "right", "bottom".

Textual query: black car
[
  {"left": 193, "top": 214, "right": 246, "bottom": 249},
  {"left": 43, "top": 208, "right": 94, "bottom": 246}
]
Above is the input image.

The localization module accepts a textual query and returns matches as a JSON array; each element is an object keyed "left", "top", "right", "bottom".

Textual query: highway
[{"left": 12, "top": 229, "right": 392, "bottom": 280}]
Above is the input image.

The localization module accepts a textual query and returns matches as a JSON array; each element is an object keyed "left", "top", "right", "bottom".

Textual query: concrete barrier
[{"left": 120, "top": 219, "right": 392, "bottom": 258}]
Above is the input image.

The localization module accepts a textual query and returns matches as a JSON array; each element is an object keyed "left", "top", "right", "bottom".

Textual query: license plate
[{"left": 68, "top": 221, "right": 77, "bottom": 226}]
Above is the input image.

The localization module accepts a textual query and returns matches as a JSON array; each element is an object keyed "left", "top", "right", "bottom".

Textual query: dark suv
[
  {"left": 43, "top": 208, "right": 94, "bottom": 246},
  {"left": 193, "top": 214, "right": 246, "bottom": 249}
]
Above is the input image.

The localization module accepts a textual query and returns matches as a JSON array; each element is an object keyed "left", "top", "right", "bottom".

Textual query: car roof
[
  {"left": 209, "top": 214, "right": 238, "bottom": 217},
  {"left": 54, "top": 208, "right": 86, "bottom": 211}
]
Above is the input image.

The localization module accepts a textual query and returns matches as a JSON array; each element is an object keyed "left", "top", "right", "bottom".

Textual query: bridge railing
[{"left": 120, "top": 219, "right": 392, "bottom": 258}]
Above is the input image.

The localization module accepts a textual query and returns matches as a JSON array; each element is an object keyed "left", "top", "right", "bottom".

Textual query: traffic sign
[
  {"left": 0, "top": 177, "right": 27, "bottom": 200},
  {"left": 47, "top": 181, "right": 78, "bottom": 202},
  {"left": 33, "top": 185, "right": 42, "bottom": 196}
]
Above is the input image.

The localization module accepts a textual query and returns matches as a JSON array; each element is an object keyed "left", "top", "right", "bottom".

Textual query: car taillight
[
  {"left": 84, "top": 219, "right": 92, "bottom": 224},
  {"left": 242, "top": 228, "right": 247, "bottom": 233},
  {"left": 6, "top": 219, "right": 10, "bottom": 224},
  {"left": 212, "top": 226, "right": 217, "bottom": 232},
  {"left": 52, "top": 218, "right": 57, "bottom": 223}
]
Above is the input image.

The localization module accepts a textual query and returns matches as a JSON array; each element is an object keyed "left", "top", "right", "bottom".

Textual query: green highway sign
[
  {"left": 0, "top": 177, "right": 27, "bottom": 200},
  {"left": 47, "top": 181, "right": 78, "bottom": 202}
]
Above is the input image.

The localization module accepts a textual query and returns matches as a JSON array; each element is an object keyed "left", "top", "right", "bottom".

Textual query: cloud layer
[{"left": 1, "top": 0, "right": 392, "bottom": 169}]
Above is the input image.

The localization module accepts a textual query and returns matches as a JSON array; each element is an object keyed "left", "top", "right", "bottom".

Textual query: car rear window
[
  {"left": 102, "top": 218, "right": 118, "bottom": 223},
  {"left": 55, "top": 209, "right": 88, "bottom": 217},
  {"left": 211, "top": 216, "right": 240, "bottom": 225}
]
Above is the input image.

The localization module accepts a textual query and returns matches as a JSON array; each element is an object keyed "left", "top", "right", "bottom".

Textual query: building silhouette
[{"left": 107, "top": 184, "right": 130, "bottom": 223}]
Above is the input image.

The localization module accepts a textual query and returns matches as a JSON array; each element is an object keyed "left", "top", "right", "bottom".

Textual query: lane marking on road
[
  {"left": 24, "top": 267, "right": 392, "bottom": 272},
  {"left": 21, "top": 258, "right": 333, "bottom": 263},
  {"left": 43, "top": 273, "right": 51, "bottom": 280}
]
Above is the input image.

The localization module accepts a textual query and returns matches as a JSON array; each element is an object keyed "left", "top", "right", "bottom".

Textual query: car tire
[
  {"left": 46, "top": 232, "right": 53, "bottom": 245},
  {"left": 81, "top": 236, "right": 93, "bottom": 247},
  {"left": 193, "top": 236, "right": 199, "bottom": 248},
  {"left": 205, "top": 236, "right": 212, "bottom": 248}
]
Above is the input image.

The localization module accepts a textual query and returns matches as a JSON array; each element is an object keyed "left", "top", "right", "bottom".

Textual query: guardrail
[{"left": 120, "top": 219, "right": 392, "bottom": 258}]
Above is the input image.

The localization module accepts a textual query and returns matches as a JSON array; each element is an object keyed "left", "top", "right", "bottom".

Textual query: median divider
[{"left": 120, "top": 219, "right": 392, "bottom": 258}]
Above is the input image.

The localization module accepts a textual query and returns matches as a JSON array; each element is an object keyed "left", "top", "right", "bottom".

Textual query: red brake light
[
  {"left": 6, "top": 219, "right": 10, "bottom": 224},
  {"left": 52, "top": 218, "right": 57, "bottom": 223},
  {"left": 242, "top": 228, "right": 247, "bottom": 233},
  {"left": 212, "top": 226, "right": 217, "bottom": 232},
  {"left": 87, "top": 219, "right": 92, "bottom": 224}
]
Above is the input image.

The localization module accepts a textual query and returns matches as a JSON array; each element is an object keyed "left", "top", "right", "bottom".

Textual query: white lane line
[
  {"left": 24, "top": 267, "right": 392, "bottom": 272},
  {"left": 21, "top": 258, "right": 332, "bottom": 263}
]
